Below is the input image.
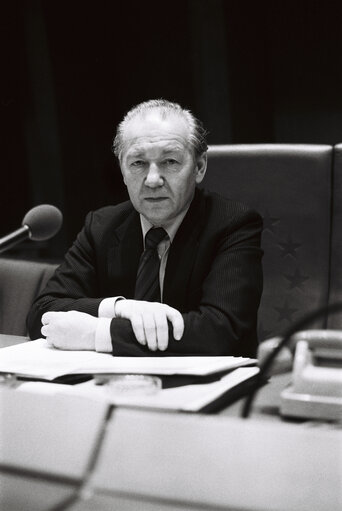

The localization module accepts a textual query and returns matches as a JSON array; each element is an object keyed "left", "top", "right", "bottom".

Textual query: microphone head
[{"left": 22, "top": 204, "right": 63, "bottom": 241}]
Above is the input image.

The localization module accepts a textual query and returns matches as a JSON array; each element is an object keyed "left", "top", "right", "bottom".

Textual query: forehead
[{"left": 122, "top": 111, "right": 191, "bottom": 157}]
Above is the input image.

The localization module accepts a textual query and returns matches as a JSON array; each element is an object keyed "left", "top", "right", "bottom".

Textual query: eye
[
  {"left": 164, "top": 159, "right": 178, "bottom": 166},
  {"left": 130, "top": 160, "right": 145, "bottom": 168}
]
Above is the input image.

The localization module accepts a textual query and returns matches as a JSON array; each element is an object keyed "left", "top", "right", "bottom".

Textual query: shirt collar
[{"left": 140, "top": 206, "right": 190, "bottom": 244}]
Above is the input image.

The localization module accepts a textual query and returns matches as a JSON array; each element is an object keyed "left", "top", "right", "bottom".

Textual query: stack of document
[{"left": 0, "top": 339, "right": 260, "bottom": 413}]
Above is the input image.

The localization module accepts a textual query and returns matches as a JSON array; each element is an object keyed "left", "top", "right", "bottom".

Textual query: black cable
[{"left": 241, "top": 301, "right": 342, "bottom": 418}]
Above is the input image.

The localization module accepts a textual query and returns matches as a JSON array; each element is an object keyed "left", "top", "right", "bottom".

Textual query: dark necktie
[{"left": 134, "top": 227, "right": 168, "bottom": 302}]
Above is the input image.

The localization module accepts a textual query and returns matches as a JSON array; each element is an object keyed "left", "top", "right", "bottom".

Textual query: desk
[
  {"left": 0, "top": 388, "right": 109, "bottom": 511},
  {"left": 0, "top": 337, "right": 109, "bottom": 511},
  {"left": 0, "top": 472, "right": 78, "bottom": 511},
  {"left": 0, "top": 334, "right": 341, "bottom": 511},
  {"left": 82, "top": 408, "right": 342, "bottom": 511},
  {"left": 0, "top": 334, "right": 28, "bottom": 348}
]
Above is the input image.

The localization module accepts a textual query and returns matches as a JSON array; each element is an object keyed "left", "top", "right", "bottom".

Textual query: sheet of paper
[
  {"left": 0, "top": 339, "right": 256, "bottom": 380},
  {"left": 18, "top": 367, "right": 260, "bottom": 412},
  {"left": 100, "top": 367, "right": 260, "bottom": 411}
]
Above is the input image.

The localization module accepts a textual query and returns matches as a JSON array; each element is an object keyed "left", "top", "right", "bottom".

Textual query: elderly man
[{"left": 27, "top": 99, "right": 263, "bottom": 357}]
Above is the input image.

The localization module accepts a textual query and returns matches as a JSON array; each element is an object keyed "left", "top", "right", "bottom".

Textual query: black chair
[
  {"left": 203, "top": 144, "right": 333, "bottom": 341},
  {"left": 0, "top": 258, "right": 57, "bottom": 336},
  {"left": 328, "top": 143, "right": 342, "bottom": 329}
]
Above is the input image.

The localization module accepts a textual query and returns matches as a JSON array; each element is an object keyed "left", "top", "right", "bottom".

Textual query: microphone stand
[{"left": 0, "top": 226, "right": 30, "bottom": 253}]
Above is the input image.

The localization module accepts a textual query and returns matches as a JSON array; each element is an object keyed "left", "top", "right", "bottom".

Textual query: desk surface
[
  {"left": 91, "top": 408, "right": 342, "bottom": 511},
  {"left": 0, "top": 334, "right": 28, "bottom": 348},
  {"left": 0, "top": 471, "right": 78, "bottom": 511},
  {"left": 1, "top": 334, "right": 341, "bottom": 511}
]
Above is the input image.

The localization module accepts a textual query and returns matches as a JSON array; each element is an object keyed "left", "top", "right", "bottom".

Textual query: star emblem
[
  {"left": 262, "top": 210, "right": 280, "bottom": 235},
  {"left": 274, "top": 300, "right": 298, "bottom": 323},
  {"left": 278, "top": 235, "right": 301, "bottom": 259},
  {"left": 284, "top": 268, "right": 309, "bottom": 290}
]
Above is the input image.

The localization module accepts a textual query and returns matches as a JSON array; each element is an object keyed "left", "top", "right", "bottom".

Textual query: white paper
[
  {"left": 17, "top": 367, "right": 260, "bottom": 412},
  {"left": 102, "top": 367, "right": 260, "bottom": 411},
  {"left": 0, "top": 339, "right": 256, "bottom": 380}
]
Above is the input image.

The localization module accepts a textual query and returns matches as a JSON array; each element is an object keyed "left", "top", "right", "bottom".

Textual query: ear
[{"left": 195, "top": 153, "right": 207, "bottom": 184}]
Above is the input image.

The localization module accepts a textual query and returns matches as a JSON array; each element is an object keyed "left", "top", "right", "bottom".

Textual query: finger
[
  {"left": 130, "top": 315, "right": 146, "bottom": 345},
  {"left": 41, "top": 311, "right": 58, "bottom": 325},
  {"left": 143, "top": 313, "right": 157, "bottom": 351},
  {"left": 41, "top": 325, "right": 49, "bottom": 337},
  {"left": 46, "top": 338, "right": 54, "bottom": 348},
  {"left": 166, "top": 308, "right": 184, "bottom": 341},
  {"left": 154, "top": 312, "right": 168, "bottom": 351},
  {"left": 41, "top": 312, "right": 50, "bottom": 325}
]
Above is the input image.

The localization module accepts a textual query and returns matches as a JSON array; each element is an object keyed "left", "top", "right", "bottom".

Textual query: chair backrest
[
  {"left": 202, "top": 144, "right": 333, "bottom": 341},
  {"left": 0, "top": 258, "right": 57, "bottom": 336},
  {"left": 328, "top": 143, "right": 342, "bottom": 328}
]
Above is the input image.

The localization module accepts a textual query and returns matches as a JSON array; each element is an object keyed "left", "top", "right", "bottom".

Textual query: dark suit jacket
[{"left": 27, "top": 188, "right": 263, "bottom": 357}]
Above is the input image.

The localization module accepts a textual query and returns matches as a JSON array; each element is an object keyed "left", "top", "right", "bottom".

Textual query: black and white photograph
[{"left": 1, "top": 1, "right": 341, "bottom": 510}]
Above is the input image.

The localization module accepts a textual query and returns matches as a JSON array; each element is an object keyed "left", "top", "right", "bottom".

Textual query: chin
[
  {"left": 141, "top": 212, "right": 170, "bottom": 226},
  {"left": 140, "top": 207, "right": 172, "bottom": 226},
  {"left": 145, "top": 216, "right": 167, "bottom": 226}
]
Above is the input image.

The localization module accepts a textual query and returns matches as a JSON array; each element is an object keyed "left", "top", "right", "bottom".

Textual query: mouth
[{"left": 144, "top": 197, "right": 169, "bottom": 202}]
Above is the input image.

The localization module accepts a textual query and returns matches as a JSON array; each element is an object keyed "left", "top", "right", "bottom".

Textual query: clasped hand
[
  {"left": 115, "top": 299, "right": 184, "bottom": 351},
  {"left": 41, "top": 300, "right": 184, "bottom": 352}
]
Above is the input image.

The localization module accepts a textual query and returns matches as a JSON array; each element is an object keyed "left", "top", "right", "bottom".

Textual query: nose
[{"left": 144, "top": 163, "right": 164, "bottom": 188}]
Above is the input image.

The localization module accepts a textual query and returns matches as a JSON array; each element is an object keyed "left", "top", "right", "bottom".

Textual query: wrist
[
  {"left": 98, "top": 296, "right": 125, "bottom": 318},
  {"left": 95, "top": 317, "right": 112, "bottom": 352}
]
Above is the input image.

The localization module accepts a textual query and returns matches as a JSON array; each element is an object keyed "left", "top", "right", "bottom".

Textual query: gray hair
[{"left": 112, "top": 99, "right": 208, "bottom": 160}]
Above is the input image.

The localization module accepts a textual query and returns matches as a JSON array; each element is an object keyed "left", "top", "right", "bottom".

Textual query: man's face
[{"left": 120, "top": 112, "right": 207, "bottom": 226}]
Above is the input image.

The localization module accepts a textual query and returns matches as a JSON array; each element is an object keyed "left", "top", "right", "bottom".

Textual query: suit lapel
[
  {"left": 163, "top": 188, "right": 206, "bottom": 309},
  {"left": 107, "top": 209, "right": 143, "bottom": 298}
]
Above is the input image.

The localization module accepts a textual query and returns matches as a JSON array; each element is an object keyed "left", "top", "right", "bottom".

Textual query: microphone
[{"left": 0, "top": 204, "right": 63, "bottom": 253}]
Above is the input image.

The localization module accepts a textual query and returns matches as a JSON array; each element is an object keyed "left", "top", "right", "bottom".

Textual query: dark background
[{"left": 2, "top": 0, "right": 342, "bottom": 260}]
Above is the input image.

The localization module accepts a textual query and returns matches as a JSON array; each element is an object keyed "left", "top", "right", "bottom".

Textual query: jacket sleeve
[
  {"left": 109, "top": 210, "right": 263, "bottom": 357},
  {"left": 27, "top": 211, "right": 103, "bottom": 340}
]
